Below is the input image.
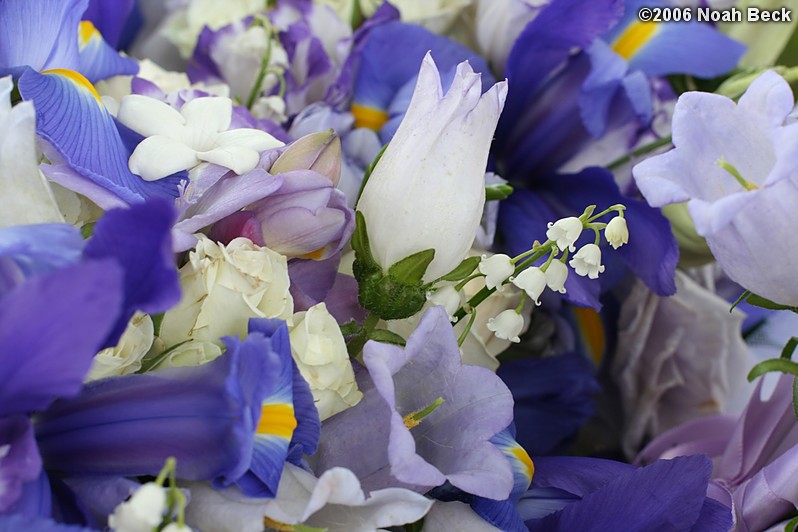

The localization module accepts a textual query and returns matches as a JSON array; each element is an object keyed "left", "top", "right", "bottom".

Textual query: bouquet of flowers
[{"left": 2, "top": 0, "right": 798, "bottom": 530}]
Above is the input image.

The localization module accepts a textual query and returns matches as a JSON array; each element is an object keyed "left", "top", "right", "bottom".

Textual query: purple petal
[
  {"left": 0, "top": 260, "right": 123, "bottom": 416},
  {"left": 83, "top": 200, "right": 180, "bottom": 347},
  {"left": 0, "top": 416, "right": 43, "bottom": 512}
]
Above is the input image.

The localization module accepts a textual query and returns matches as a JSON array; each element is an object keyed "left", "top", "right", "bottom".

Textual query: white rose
[
  {"left": 160, "top": 236, "right": 293, "bottom": 347},
  {"left": 149, "top": 339, "right": 224, "bottom": 371},
  {"left": 289, "top": 303, "right": 362, "bottom": 420},
  {"left": 87, "top": 313, "right": 155, "bottom": 381}
]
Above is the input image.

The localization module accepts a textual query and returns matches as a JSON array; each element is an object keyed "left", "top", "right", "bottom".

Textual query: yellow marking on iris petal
[
  {"left": 574, "top": 307, "right": 605, "bottom": 365},
  {"left": 41, "top": 68, "right": 102, "bottom": 103},
  {"left": 79, "top": 20, "right": 101, "bottom": 47},
  {"left": 511, "top": 446, "right": 535, "bottom": 482},
  {"left": 258, "top": 403, "right": 297, "bottom": 439},
  {"left": 351, "top": 103, "right": 389, "bottom": 131},
  {"left": 612, "top": 21, "right": 658, "bottom": 60}
]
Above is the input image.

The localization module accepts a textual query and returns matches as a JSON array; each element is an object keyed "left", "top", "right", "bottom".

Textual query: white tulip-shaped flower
[
  {"left": 117, "top": 95, "right": 284, "bottom": 181},
  {"left": 357, "top": 53, "right": 508, "bottom": 282},
  {"left": 569, "top": 243, "right": 606, "bottom": 279}
]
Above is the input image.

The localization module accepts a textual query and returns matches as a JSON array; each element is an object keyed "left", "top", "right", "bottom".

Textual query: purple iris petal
[
  {"left": 0, "top": 224, "right": 84, "bottom": 285},
  {"left": 83, "top": 200, "right": 180, "bottom": 347},
  {"left": 34, "top": 331, "right": 276, "bottom": 484},
  {"left": 0, "top": 513, "right": 91, "bottom": 531},
  {"left": 317, "top": 307, "right": 514, "bottom": 500},
  {"left": 0, "top": 260, "right": 123, "bottom": 417},
  {"left": 0, "top": 416, "right": 43, "bottom": 513},
  {"left": 498, "top": 353, "right": 599, "bottom": 456},
  {"left": 525, "top": 455, "right": 731, "bottom": 531},
  {"left": 0, "top": 0, "right": 84, "bottom": 73},
  {"left": 84, "top": 0, "right": 142, "bottom": 50},
  {"left": 77, "top": 25, "right": 138, "bottom": 83},
  {"left": 18, "top": 70, "right": 179, "bottom": 205}
]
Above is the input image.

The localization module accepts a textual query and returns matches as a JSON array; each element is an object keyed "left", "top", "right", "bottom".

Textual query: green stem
[
  {"left": 346, "top": 312, "right": 380, "bottom": 357},
  {"left": 454, "top": 272, "right": 483, "bottom": 292},
  {"left": 246, "top": 29, "right": 274, "bottom": 109},
  {"left": 606, "top": 136, "right": 673, "bottom": 171},
  {"left": 457, "top": 309, "right": 477, "bottom": 347}
]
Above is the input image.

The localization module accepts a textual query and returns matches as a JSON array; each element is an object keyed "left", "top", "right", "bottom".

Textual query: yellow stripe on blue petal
[
  {"left": 79, "top": 20, "right": 101, "bottom": 48},
  {"left": 351, "top": 103, "right": 389, "bottom": 131},
  {"left": 611, "top": 21, "right": 658, "bottom": 60},
  {"left": 258, "top": 403, "right": 297, "bottom": 440},
  {"left": 574, "top": 306, "right": 606, "bottom": 366},
  {"left": 511, "top": 445, "right": 535, "bottom": 484},
  {"left": 41, "top": 68, "right": 101, "bottom": 103}
]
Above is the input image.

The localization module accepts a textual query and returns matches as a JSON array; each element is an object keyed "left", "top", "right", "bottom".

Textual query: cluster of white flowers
[{"left": 478, "top": 209, "right": 629, "bottom": 344}]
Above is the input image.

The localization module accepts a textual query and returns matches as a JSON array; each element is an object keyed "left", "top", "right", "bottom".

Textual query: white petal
[
  {"left": 117, "top": 94, "right": 186, "bottom": 138},
  {"left": 197, "top": 145, "right": 259, "bottom": 175},
  {"left": 129, "top": 135, "right": 199, "bottom": 181},
  {"left": 216, "top": 127, "right": 285, "bottom": 151},
  {"left": 180, "top": 96, "right": 232, "bottom": 134}
]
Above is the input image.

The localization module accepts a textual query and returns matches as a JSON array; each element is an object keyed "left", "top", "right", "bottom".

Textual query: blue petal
[
  {"left": 83, "top": 200, "right": 180, "bottom": 347},
  {"left": 526, "top": 455, "right": 728, "bottom": 531},
  {"left": 34, "top": 336, "right": 273, "bottom": 483},
  {"left": 352, "top": 21, "right": 493, "bottom": 113},
  {"left": 17, "top": 68, "right": 179, "bottom": 204},
  {"left": 0, "top": 513, "right": 91, "bottom": 532},
  {"left": 605, "top": 0, "right": 745, "bottom": 78},
  {"left": 0, "top": 224, "right": 84, "bottom": 283},
  {"left": 0, "top": 261, "right": 124, "bottom": 417},
  {"left": 497, "top": 353, "right": 599, "bottom": 455},
  {"left": 288, "top": 361, "right": 320, "bottom": 461},
  {"left": 77, "top": 20, "right": 138, "bottom": 82},
  {"left": 0, "top": 416, "right": 43, "bottom": 513},
  {"left": 82, "top": 0, "right": 142, "bottom": 50},
  {"left": 0, "top": 0, "right": 85, "bottom": 72},
  {"left": 502, "top": 0, "right": 623, "bottom": 128}
]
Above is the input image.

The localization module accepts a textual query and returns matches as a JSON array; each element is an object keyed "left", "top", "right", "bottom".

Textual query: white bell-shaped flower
[
  {"left": 546, "top": 216, "right": 584, "bottom": 252},
  {"left": 427, "top": 285, "right": 463, "bottom": 320},
  {"left": 478, "top": 253, "right": 515, "bottom": 290},
  {"left": 605, "top": 216, "right": 629, "bottom": 250},
  {"left": 486, "top": 309, "right": 524, "bottom": 343},
  {"left": 569, "top": 243, "right": 606, "bottom": 279},
  {"left": 544, "top": 260, "right": 568, "bottom": 293},
  {"left": 108, "top": 482, "right": 166, "bottom": 532},
  {"left": 510, "top": 266, "right": 546, "bottom": 305}
]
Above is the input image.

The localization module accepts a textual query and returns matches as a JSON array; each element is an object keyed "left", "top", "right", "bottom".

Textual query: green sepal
[
  {"left": 351, "top": 211, "right": 379, "bottom": 275},
  {"left": 368, "top": 328, "right": 407, "bottom": 346},
  {"left": 355, "top": 142, "right": 388, "bottom": 206},
  {"left": 339, "top": 320, "right": 361, "bottom": 336},
  {"left": 296, "top": 525, "right": 328, "bottom": 532},
  {"left": 485, "top": 183, "right": 514, "bottom": 201},
  {"left": 358, "top": 271, "right": 429, "bottom": 320},
  {"left": 388, "top": 249, "right": 435, "bottom": 285},
  {"left": 745, "top": 292, "right": 798, "bottom": 313},
  {"left": 786, "top": 514, "right": 798, "bottom": 532},
  {"left": 438, "top": 256, "right": 481, "bottom": 282}
]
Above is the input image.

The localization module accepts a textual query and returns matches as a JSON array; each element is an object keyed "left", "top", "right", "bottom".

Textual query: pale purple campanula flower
[
  {"left": 634, "top": 71, "right": 798, "bottom": 305},
  {"left": 316, "top": 306, "right": 514, "bottom": 500}
]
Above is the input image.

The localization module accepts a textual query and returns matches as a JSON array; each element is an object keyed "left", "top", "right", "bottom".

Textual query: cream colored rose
[
  {"left": 289, "top": 303, "right": 362, "bottom": 420},
  {"left": 149, "top": 340, "right": 223, "bottom": 371},
  {"left": 87, "top": 313, "right": 155, "bottom": 381},
  {"left": 159, "top": 236, "right": 293, "bottom": 347}
]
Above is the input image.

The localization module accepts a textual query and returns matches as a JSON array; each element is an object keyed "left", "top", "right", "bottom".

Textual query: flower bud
[
  {"left": 357, "top": 54, "right": 508, "bottom": 283},
  {"left": 604, "top": 216, "right": 629, "bottom": 250},
  {"left": 270, "top": 130, "right": 342, "bottom": 186}
]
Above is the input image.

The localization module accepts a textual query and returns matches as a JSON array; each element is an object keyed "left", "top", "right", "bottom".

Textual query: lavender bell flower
[
  {"left": 634, "top": 71, "right": 798, "bottom": 306},
  {"left": 316, "top": 306, "right": 514, "bottom": 500}
]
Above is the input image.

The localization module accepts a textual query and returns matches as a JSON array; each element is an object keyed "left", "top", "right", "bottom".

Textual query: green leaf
[
  {"left": 786, "top": 513, "right": 798, "bottom": 532},
  {"left": 388, "top": 248, "right": 435, "bottom": 285},
  {"left": 730, "top": 290, "right": 751, "bottom": 312},
  {"left": 151, "top": 312, "right": 164, "bottom": 336},
  {"left": 405, "top": 518, "right": 425, "bottom": 532},
  {"left": 136, "top": 340, "right": 191, "bottom": 374},
  {"left": 80, "top": 222, "right": 96, "bottom": 239},
  {"left": 296, "top": 525, "right": 328, "bottom": 532},
  {"left": 747, "top": 358, "right": 798, "bottom": 382},
  {"left": 368, "top": 328, "right": 406, "bottom": 346},
  {"left": 439, "top": 256, "right": 481, "bottom": 282},
  {"left": 485, "top": 183, "right": 514, "bottom": 201},
  {"left": 746, "top": 292, "right": 798, "bottom": 312}
]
